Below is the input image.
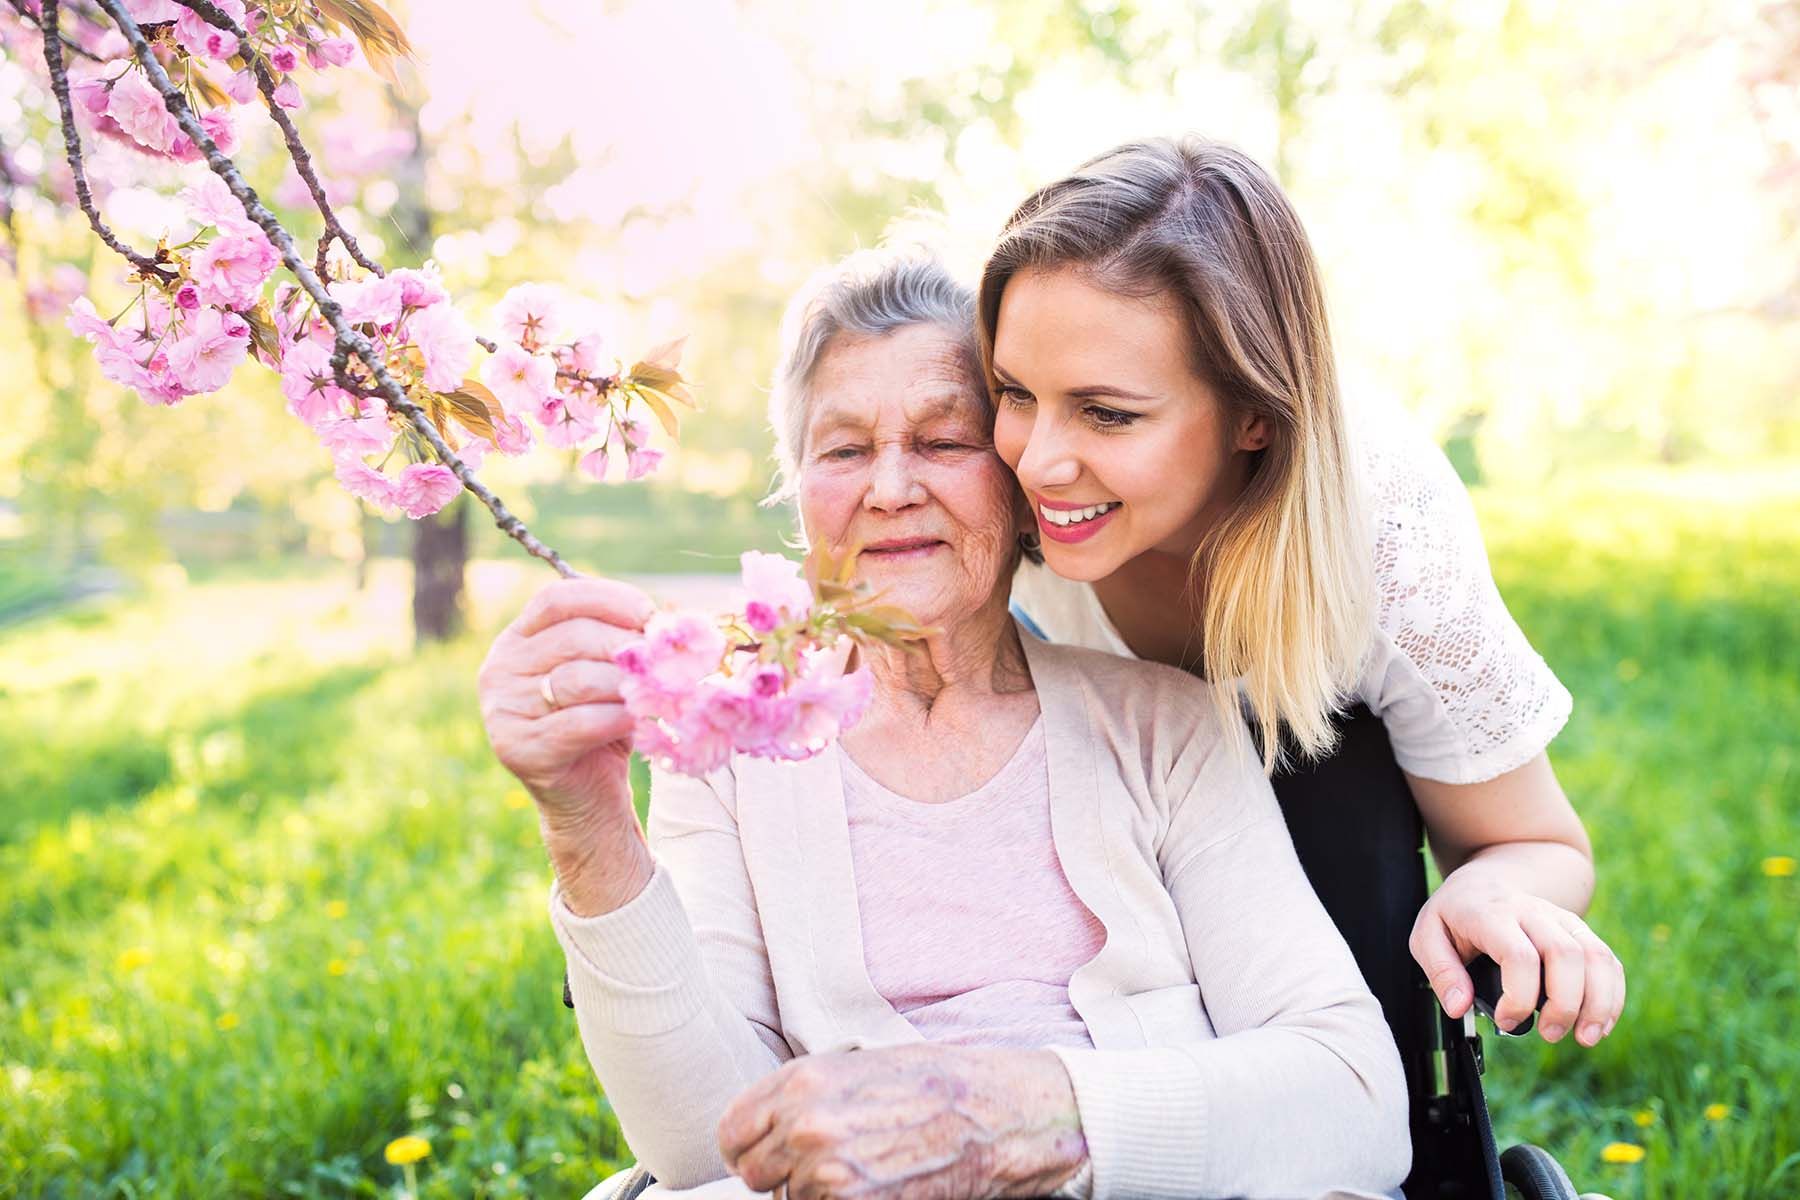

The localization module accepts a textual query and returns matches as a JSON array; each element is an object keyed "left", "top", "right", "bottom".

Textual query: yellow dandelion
[
  {"left": 385, "top": 1135, "right": 432, "bottom": 1165},
  {"left": 1601, "top": 1142, "right": 1646, "bottom": 1165},
  {"left": 504, "top": 788, "right": 532, "bottom": 811},
  {"left": 1704, "top": 1103, "right": 1730, "bottom": 1122},
  {"left": 325, "top": 899, "right": 349, "bottom": 920},
  {"left": 1632, "top": 1109, "right": 1656, "bottom": 1127},
  {"left": 1762, "top": 856, "right": 1796, "bottom": 878},
  {"left": 215, "top": 1011, "right": 241, "bottom": 1031},
  {"left": 327, "top": 958, "right": 349, "bottom": 977},
  {"left": 116, "top": 946, "right": 153, "bottom": 972}
]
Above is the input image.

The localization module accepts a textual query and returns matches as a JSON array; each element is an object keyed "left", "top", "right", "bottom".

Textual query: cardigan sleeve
[
  {"left": 549, "top": 764, "right": 790, "bottom": 1190},
  {"left": 1044, "top": 714, "right": 1412, "bottom": 1200}
]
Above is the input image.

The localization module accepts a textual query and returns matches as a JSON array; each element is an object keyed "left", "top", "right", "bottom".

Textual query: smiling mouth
[
  {"left": 861, "top": 539, "right": 943, "bottom": 555},
  {"left": 1039, "top": 501, "right": 1120, "bottom": 527}
]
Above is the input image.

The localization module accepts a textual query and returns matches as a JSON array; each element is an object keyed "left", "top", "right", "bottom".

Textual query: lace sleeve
[{"left": 1359, "top": 416, "right": 1573, "bottom": 784}]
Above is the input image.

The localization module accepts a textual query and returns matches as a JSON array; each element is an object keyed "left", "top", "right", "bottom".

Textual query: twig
[
  {"left": 40, "top": 0, "right": 177, "bottom": 284},
  {"left": 6, "top": 0, "right": 110, "bottom": 63},
  {"left": 93, "top": 0, "right": 576, "bottom": 577},
  {"left": 173, "top": 0, "right": 384, "bottom": 279}
]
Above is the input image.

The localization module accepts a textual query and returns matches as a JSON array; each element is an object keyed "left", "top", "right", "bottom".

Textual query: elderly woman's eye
[{"left": 821, "top": 445, "right": 865, "bottom": 461}]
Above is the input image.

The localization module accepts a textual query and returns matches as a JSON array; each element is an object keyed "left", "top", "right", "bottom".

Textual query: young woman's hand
[
  {"left": 477, "top": 576, "right": 657, "bottom": 913},
  {"left": 1410, "top": 865, "right": 1625, "bottom": 1046},
  {"left": 717, "top": 1044, "right": 1087, "bottom": 1200}
]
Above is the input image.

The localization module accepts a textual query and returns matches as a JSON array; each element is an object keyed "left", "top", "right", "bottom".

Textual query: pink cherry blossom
[
  {"left": 481, "top": 342, "right": 555, "bottom": 415},
  {"left": 307, "top": 36, "right": 357, "bottom": 68},
  {"left": 579, "top": 444, "right": 609, "bottom": 481},
  {"left": 564, "top": 331, "right": 605, "bottom": 374},
  {"left": 391, "top": 267, "right": 449, "bottom": 310},
  {"left": 267, "top": 43, "right": 300, "bottom": 73},
  {"left": 332, "top": 274, "right": 405, "bottom": 328},
  {"left": 173, "top": 0, "right": 243, "bottom": 58},
  {"left": 272, "top": 79, "right": 302, "bottom": 111},
  {"left": 334, "top": 457, "right": 397, "bottom": 510},
  {"left": 738, "top": 551, "right": 814, "bottom": 632},
  {"left": 490, "top": 411, "right": 535, "bottom": 456},
  {"left": 122, "top": 0, "right": 183, "bottom": 22},
  {"left": 105, "top": 69, "right": 180, "bottom": 154},
  {"left": 181, "top": 172, "right": 258, "bottom": 236},
  {"left": 225, "top": 69, "right": 256, "bottom": 105},
  {"left": 535, "top": 392, "right": 603, "bottom": 449},
  {"left": 190, "top": 230, "right": 279, "bottom": 308},
  {"left": 636, "top": 612, "right": 728, "bottom": 693},
  {"left": 394, "top": 463, "right": 462, "bottom": 518},
  {"left": 174, "top": 282, "right": 201, "bottom": 311},
  {"left": 165, "top": 306, "right": 250, "bottom": 393},
  {"left": 625, "top": 444, "right": 664, "bottom": 480},
  {"left": 494, "top": 283, "right": 564, "bottom": 348},
  {"left": 70, "top": 77, "right": 111, "bottom": 117},
  {"left": 317, "top": 408, "right": 396, "bottom": 459},
  {"left": 409, "top": 301, "right": 476, "bottom": 393},
  {"left": 278, "top": 337, "right": 351, "bottom": 426}
]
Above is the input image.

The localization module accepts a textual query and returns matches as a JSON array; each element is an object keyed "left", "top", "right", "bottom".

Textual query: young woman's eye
[
  {"left": 1084, "top": 405, "right": 1138, "bottom": 429},
  {"left": 995, "top": 385, "right": 1034, "bottom": 409}
]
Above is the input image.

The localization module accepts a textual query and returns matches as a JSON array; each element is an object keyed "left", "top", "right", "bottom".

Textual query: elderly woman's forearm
[{"left": 543, "top": 813, "right": 657, "bottom": 916}]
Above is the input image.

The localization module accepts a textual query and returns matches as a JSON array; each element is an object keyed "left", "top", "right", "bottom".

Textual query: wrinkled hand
[
  {"left": 1410, "top": 867, "right": 1625, "bottom": 1046},
  {"left": 476, "top": 576, "right": 655, "bottom": 832},
  {"left": 717, "top": 1044, "right": 1086, "bottom": 1200}
]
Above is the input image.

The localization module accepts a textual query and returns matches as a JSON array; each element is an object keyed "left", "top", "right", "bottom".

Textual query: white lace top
[{"left": 1010, "top": 399, "right": 1572, "bottom": 785}]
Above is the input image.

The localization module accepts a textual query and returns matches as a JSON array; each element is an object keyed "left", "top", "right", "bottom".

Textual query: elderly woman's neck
[{"left": 863, "top": 606, "right": 1029, "bottom": 717}]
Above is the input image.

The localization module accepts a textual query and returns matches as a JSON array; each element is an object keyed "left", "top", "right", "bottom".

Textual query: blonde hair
[{"left": 977, "top": 136, "right": 1373, "bottom": 771}]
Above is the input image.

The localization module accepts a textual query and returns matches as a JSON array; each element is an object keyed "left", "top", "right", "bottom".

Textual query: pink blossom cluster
[
  {"left": 615, "top": 552, "right": 874, "bottom": 776},
  {"left": 61, "top": 0, "right": 361, "bottom": 165},
  {"left": 481, "top": 284, "right": 665, "bottom": 483}
]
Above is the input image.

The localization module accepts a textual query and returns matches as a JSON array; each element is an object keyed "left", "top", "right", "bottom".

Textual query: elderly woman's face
[{"left": 797, "top": 324, "right": 1018, "bottom": 630}]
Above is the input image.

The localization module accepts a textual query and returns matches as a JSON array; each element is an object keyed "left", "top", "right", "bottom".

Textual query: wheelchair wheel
[{"left": 1500, "top": 1143, "right": 1579, "bottom": 1200}]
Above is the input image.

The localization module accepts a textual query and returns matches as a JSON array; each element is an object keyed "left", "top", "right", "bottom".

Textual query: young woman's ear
[{"left": 1235, "top": 411, "right": 1272, "bottom": 453}]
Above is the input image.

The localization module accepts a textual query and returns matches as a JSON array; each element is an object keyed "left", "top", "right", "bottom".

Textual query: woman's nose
[
  {"left": 1013, "top": 417, "right": 1081, "bottom": 492},
  {"left": 863, "top": 444, "right": 927, "bottom": 510}
]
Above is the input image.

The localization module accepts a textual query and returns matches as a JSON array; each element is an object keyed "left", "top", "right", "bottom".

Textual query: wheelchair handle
[{"left": 1465, "top": 954, "right": 1548, "bottom": 1037}]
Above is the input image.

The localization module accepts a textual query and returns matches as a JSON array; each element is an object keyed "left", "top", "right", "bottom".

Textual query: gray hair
[{"left": 764, "top": 247, "right": 984, "bottom": 504}]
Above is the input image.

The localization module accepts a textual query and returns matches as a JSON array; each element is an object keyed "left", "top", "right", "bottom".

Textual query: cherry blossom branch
[
  {"left": 40, "top": 0, "right": 177, "bottom": 284},
  {"left": 173, "top": 0, "right": 384, "bottom": 279},
  {"left": 91, "top": 0, "right": 576, "bottom": 577}
]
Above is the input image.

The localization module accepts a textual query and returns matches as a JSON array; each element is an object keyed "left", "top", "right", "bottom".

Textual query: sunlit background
[{"left": 1, "top": 1, "right": 1796, "bottom": 1197}]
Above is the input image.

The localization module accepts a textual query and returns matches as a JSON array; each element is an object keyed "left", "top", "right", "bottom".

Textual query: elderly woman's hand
[
  {"left": 717, "top": 1044, "right": 1086, "bottom": 1200},
  {"left": 477, "top": 576, "right": 657, "bottom": 914}
]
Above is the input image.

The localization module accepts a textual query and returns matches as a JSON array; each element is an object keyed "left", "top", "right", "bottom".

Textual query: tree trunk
[
  {"left": 411, "top": 493, "right": 468, "bottom": 642},
  {"left": 385, "top": 76, "right": 466, "bottom": 642}
]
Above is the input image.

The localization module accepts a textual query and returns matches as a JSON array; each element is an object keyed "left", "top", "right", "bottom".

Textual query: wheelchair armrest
[{"left": 1466, "top": 953, "right": 1547, "bottom": 1037}]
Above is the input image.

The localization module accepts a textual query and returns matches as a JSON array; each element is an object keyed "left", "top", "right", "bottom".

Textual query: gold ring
[{"left": 539, "top": 673, "right": 561, "bottom": 712}]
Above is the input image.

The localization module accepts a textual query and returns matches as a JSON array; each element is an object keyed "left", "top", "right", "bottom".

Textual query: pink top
[{"left": 839, "top": 717, "right": 1106, "bottom": 1050}]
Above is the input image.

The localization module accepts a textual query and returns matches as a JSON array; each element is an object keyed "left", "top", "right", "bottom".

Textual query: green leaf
[{"left": 631, "top": 386, "right": 681, "bottom": 438}]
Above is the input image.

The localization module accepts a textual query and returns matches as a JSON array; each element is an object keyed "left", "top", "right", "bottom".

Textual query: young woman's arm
[{"left": 1407, "top": 751, "right": 1625, "bottom": 1047}]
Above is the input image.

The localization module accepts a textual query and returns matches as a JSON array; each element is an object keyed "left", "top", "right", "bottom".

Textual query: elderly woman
[{"left": 476, "top": 250, "right": 1410, "bottom": 1200}]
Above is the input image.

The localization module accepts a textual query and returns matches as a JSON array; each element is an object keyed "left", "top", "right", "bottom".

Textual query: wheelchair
[{"left": 577, "top": 705, "right": 1600, "bottom": 1200}]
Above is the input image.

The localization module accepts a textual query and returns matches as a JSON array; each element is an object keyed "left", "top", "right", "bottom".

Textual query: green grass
[{"left": 2, "top": 468, "right": 1796, "bottom": 1198}]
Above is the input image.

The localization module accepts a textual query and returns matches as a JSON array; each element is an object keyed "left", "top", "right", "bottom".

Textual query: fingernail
[
  {"left": 1603, "top": 1018, "right": 1616, "bottom": 1038},
  {"left": 1580, "top": 1022, "right": 1603, "bottom": 1045},
  {"left": 1540, "top": 1022, "right": 1566, "bottom": 1041},
  {"left": 1443, "top": 986, "right": 1467, "bottom": 1012}
]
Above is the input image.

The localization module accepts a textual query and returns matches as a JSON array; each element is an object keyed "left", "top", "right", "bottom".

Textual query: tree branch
[
  {"left": 40, "top": 0, "right": 177, "bottom": 283},
  {"left": 173, "top": 0, "right": 385, "bottom": 279},
  {"left": 93, "top": 0, "right": 576, "bottom": 577}
]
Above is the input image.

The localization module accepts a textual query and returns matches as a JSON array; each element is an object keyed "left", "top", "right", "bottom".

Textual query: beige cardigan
[{"left": 550, "top": 628, "right": 1412, "bottom": 1200}]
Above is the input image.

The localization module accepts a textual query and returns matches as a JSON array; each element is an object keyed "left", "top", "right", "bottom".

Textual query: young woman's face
[{"left": 990, "top": 266, "right": 1265, "bottom": 582}]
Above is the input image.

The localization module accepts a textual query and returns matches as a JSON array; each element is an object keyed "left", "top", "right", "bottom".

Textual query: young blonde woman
[{"left": 983, "top": 137, "right": 1625, "bottom": 1063}]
